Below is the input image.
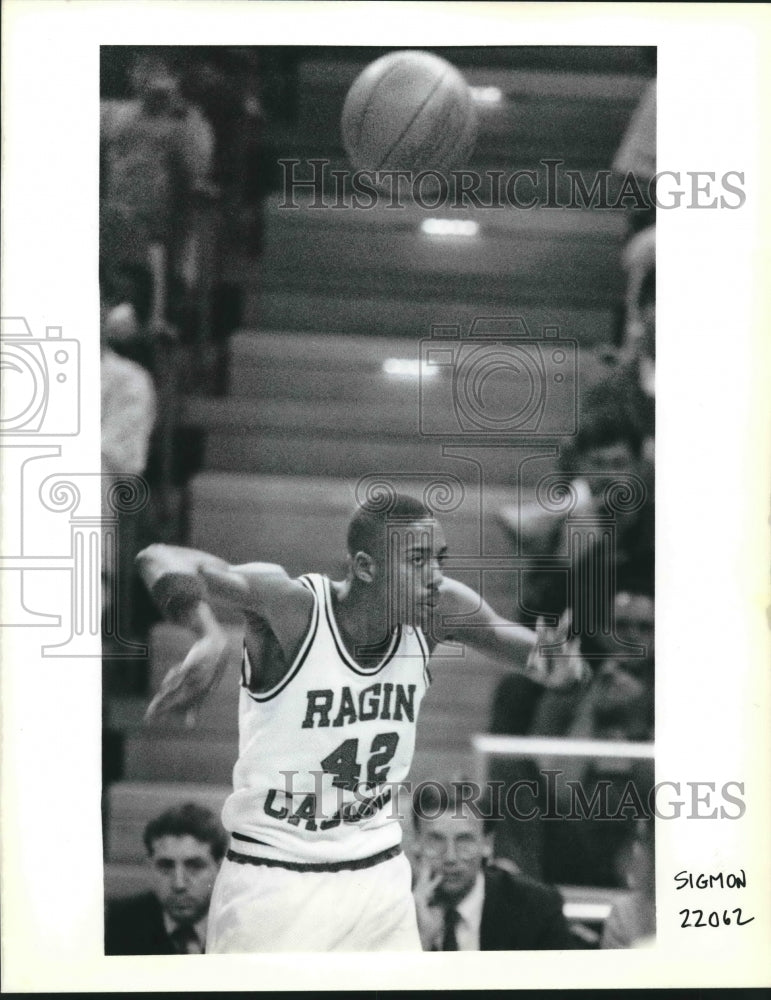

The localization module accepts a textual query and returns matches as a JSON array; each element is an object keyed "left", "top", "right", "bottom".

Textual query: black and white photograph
[
  {"left": 99, "top": 40, "right": 657, "bottom": 956},
  {"left": 2, "top": 1, "right": 770, "bottom": 992}
]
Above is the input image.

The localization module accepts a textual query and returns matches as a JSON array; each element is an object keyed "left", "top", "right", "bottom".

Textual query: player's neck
[{"left": 330, "top": 579, "right": 394, "bottom": 653}]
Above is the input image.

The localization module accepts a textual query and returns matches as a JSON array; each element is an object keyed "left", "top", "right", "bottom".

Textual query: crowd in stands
[
  {"left": 107, "top": 784, "right": 654, "bottom": 953},
  {"left": 102, "top": 54, "right": 656, "bottom": 951},
  {"left": 487, "top": 78, "right": 656, "bottom": 917},
  {"left": 100, "top": 48, "right": 266, "bottom": 658}
]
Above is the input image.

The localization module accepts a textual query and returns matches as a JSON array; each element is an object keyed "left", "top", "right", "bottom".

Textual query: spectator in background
[
  {"left": 101, "top": 50, "right": 215, "bottom": 329},
  {"left": 177, "top": 49, "right": 265, "bottom": 208},
  {"left": 177, "top": 47, "right": 268, "bottom": 271},
  {"left": 620, "top": 235, "right": 655, "bottom": 460},
  {"left": 612, "top": 71, "right": 655, "bottom": 449},
  {"left": 105, "top": 803, "right": 226, "bottom": 955},
  {"left": 497, "top": 385, "right": 653, "bottom": 692},
  {"left": 601, "top": 818, "right": 656, "bottom": 948},
  {"left": 615, "top": 82, "right": 655, "bottom": 450},
  {"left": 488, "top": 67, "right": 657, "bottom": 890},
  {"left": 99, "top": 250, "right": 182, "bottom": 522},
  {"left": 488, "top": 592, "right": 654, "bottom": 884},
  {"left": 101, "top": 298, "right": 157, "bottom": 478},
  {"left": 101, "top": 294, "right": 157, "bottom": 650},
  {"left": 493, "top": 356, "right": 654, "bottom": 878},
  {"left": 534, "top": 596, "right": 654, "bottom": 888},
  {"left": 492, "top": 589, "right": 653, "bottom": 745},
  {"left": 410, "top": 782, "right": 577, "bottom": 951},
  {"left": 613, "top": 78, "right": 656, "bottom": 236},
  {"left": 622, "top": 227, "right": 655, "bottom": 349}
]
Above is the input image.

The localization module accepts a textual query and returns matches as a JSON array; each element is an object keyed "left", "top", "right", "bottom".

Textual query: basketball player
[{"left": 136, "top": 494, "right": 585, "bottom": 952}]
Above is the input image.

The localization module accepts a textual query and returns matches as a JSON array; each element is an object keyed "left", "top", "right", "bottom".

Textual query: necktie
[
  {"left": 170, "top": 923, "right": 201, "bottom": 954},
  {"left": 441, "top": 906, "right": 460, "bottom": 951}
]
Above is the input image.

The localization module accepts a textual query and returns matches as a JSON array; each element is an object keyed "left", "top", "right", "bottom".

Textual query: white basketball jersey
[{"left": 221, "top": 573, "right": 431, "bottom": 864}]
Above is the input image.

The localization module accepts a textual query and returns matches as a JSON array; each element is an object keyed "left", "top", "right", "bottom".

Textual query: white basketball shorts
[{"left": 206, "top": 846, "right": 421, "bottom": 953}]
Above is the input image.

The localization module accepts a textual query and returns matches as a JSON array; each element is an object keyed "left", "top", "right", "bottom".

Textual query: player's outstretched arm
[
  {"left": 134, "top": 546, "right": 229, "bottom": 719},
  {"left": 435, "top": 577, "right": 588, "bottom": 689},
  {"left": 197, "top": 562, "right": 314, "bottom": 661},
  {"left": 137, "top": 545, "right": 315, "bottom": 716},
  {"left": 135, "top": 543, "right": 286, "bottom": 613},
  {"left": 144, "top": 600, "right": 230, "bottom": 721},
  {"left": 136, "top": 544, "right": 301, "bottom": 720}
]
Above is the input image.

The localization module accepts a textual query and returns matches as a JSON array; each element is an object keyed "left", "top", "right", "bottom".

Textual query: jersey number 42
[{"left": 320, "top": 732, "right": 399, "bottom": 791}]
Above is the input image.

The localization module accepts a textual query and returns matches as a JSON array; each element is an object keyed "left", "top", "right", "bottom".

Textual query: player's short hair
[
  {"left": 143, "top": 802, "right": 227, "bottom": 861},
  {"left": 346, "top": 493, "right": 432, "bottom": 559}
]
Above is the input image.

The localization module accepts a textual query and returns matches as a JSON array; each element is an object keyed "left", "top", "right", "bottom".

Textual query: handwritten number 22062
[{"left": 679, "top": 908, "right": 754, "bottom": 928}]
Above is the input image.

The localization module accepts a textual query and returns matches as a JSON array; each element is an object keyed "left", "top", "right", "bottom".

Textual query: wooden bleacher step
[
  {"left": 246, "top": 292, "right": 616, "bottom": 344},
  {"left": 257, "top": 197, "right": 628, "bottom": 311}
]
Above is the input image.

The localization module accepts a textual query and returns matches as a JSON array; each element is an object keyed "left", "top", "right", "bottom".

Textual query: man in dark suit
[
  {"left": 411, "top": 781, "right": 577, "bottom": 951},
  {"left": 105, "top": 802, "right": 226, "bottom": 955}
]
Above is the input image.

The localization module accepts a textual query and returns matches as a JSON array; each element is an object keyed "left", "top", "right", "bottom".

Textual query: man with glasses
[{"left": 411, "top": 781, "right": 577, "bottom": 951}]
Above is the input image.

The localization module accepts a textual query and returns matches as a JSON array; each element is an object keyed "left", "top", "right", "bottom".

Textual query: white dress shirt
[
  {"left": 162, "top": 912, "right": 208, "bottom": 954},
  {"left": 432, "top": 872, "right": 486, "bottom": 951},
  {"left": 101, "top": 347, "right": 157, "bottom": 475}
]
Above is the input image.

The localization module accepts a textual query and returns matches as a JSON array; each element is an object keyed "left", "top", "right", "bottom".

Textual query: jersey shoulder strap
[
  {"left": 413, "top": 625, "right": 432, "bottom": 687},
  {"left": 241, "top": 575, "right": 319, "bottom": 703}
]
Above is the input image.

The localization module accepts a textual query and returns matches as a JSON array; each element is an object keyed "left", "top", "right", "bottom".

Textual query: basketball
[{"left": 341, "top": 50, "right": 478, "bottom": 174}]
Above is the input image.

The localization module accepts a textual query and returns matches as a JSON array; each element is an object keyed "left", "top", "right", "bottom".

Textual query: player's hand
[
  {"left": 412, "top": 858, "right": 444, "bottom": 951},
  {"left": 145, "top": 627, "right": 230, "bottom": 723},
  {"left": 525, "top": 609, "right": 591, "bottom": 690}
]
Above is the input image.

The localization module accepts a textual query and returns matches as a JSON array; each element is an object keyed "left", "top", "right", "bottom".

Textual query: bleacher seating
[
  {"left": 249, "top": 53, "right": 647, "bottom": 339},
  {"left": 252, "top": 291, "right": 619, "bottom": 345},
  {"left": 248, "top": 197, "right": 628, "bottom": 341},
  {"left": 103, "top": 48, "right": 654, "bottom": 935},
  {"left": 280, "top": 59, "right": 650, "bottom": 174},
  {"left": 181, "top": 330, "right": 615, "bottom": 483}
]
